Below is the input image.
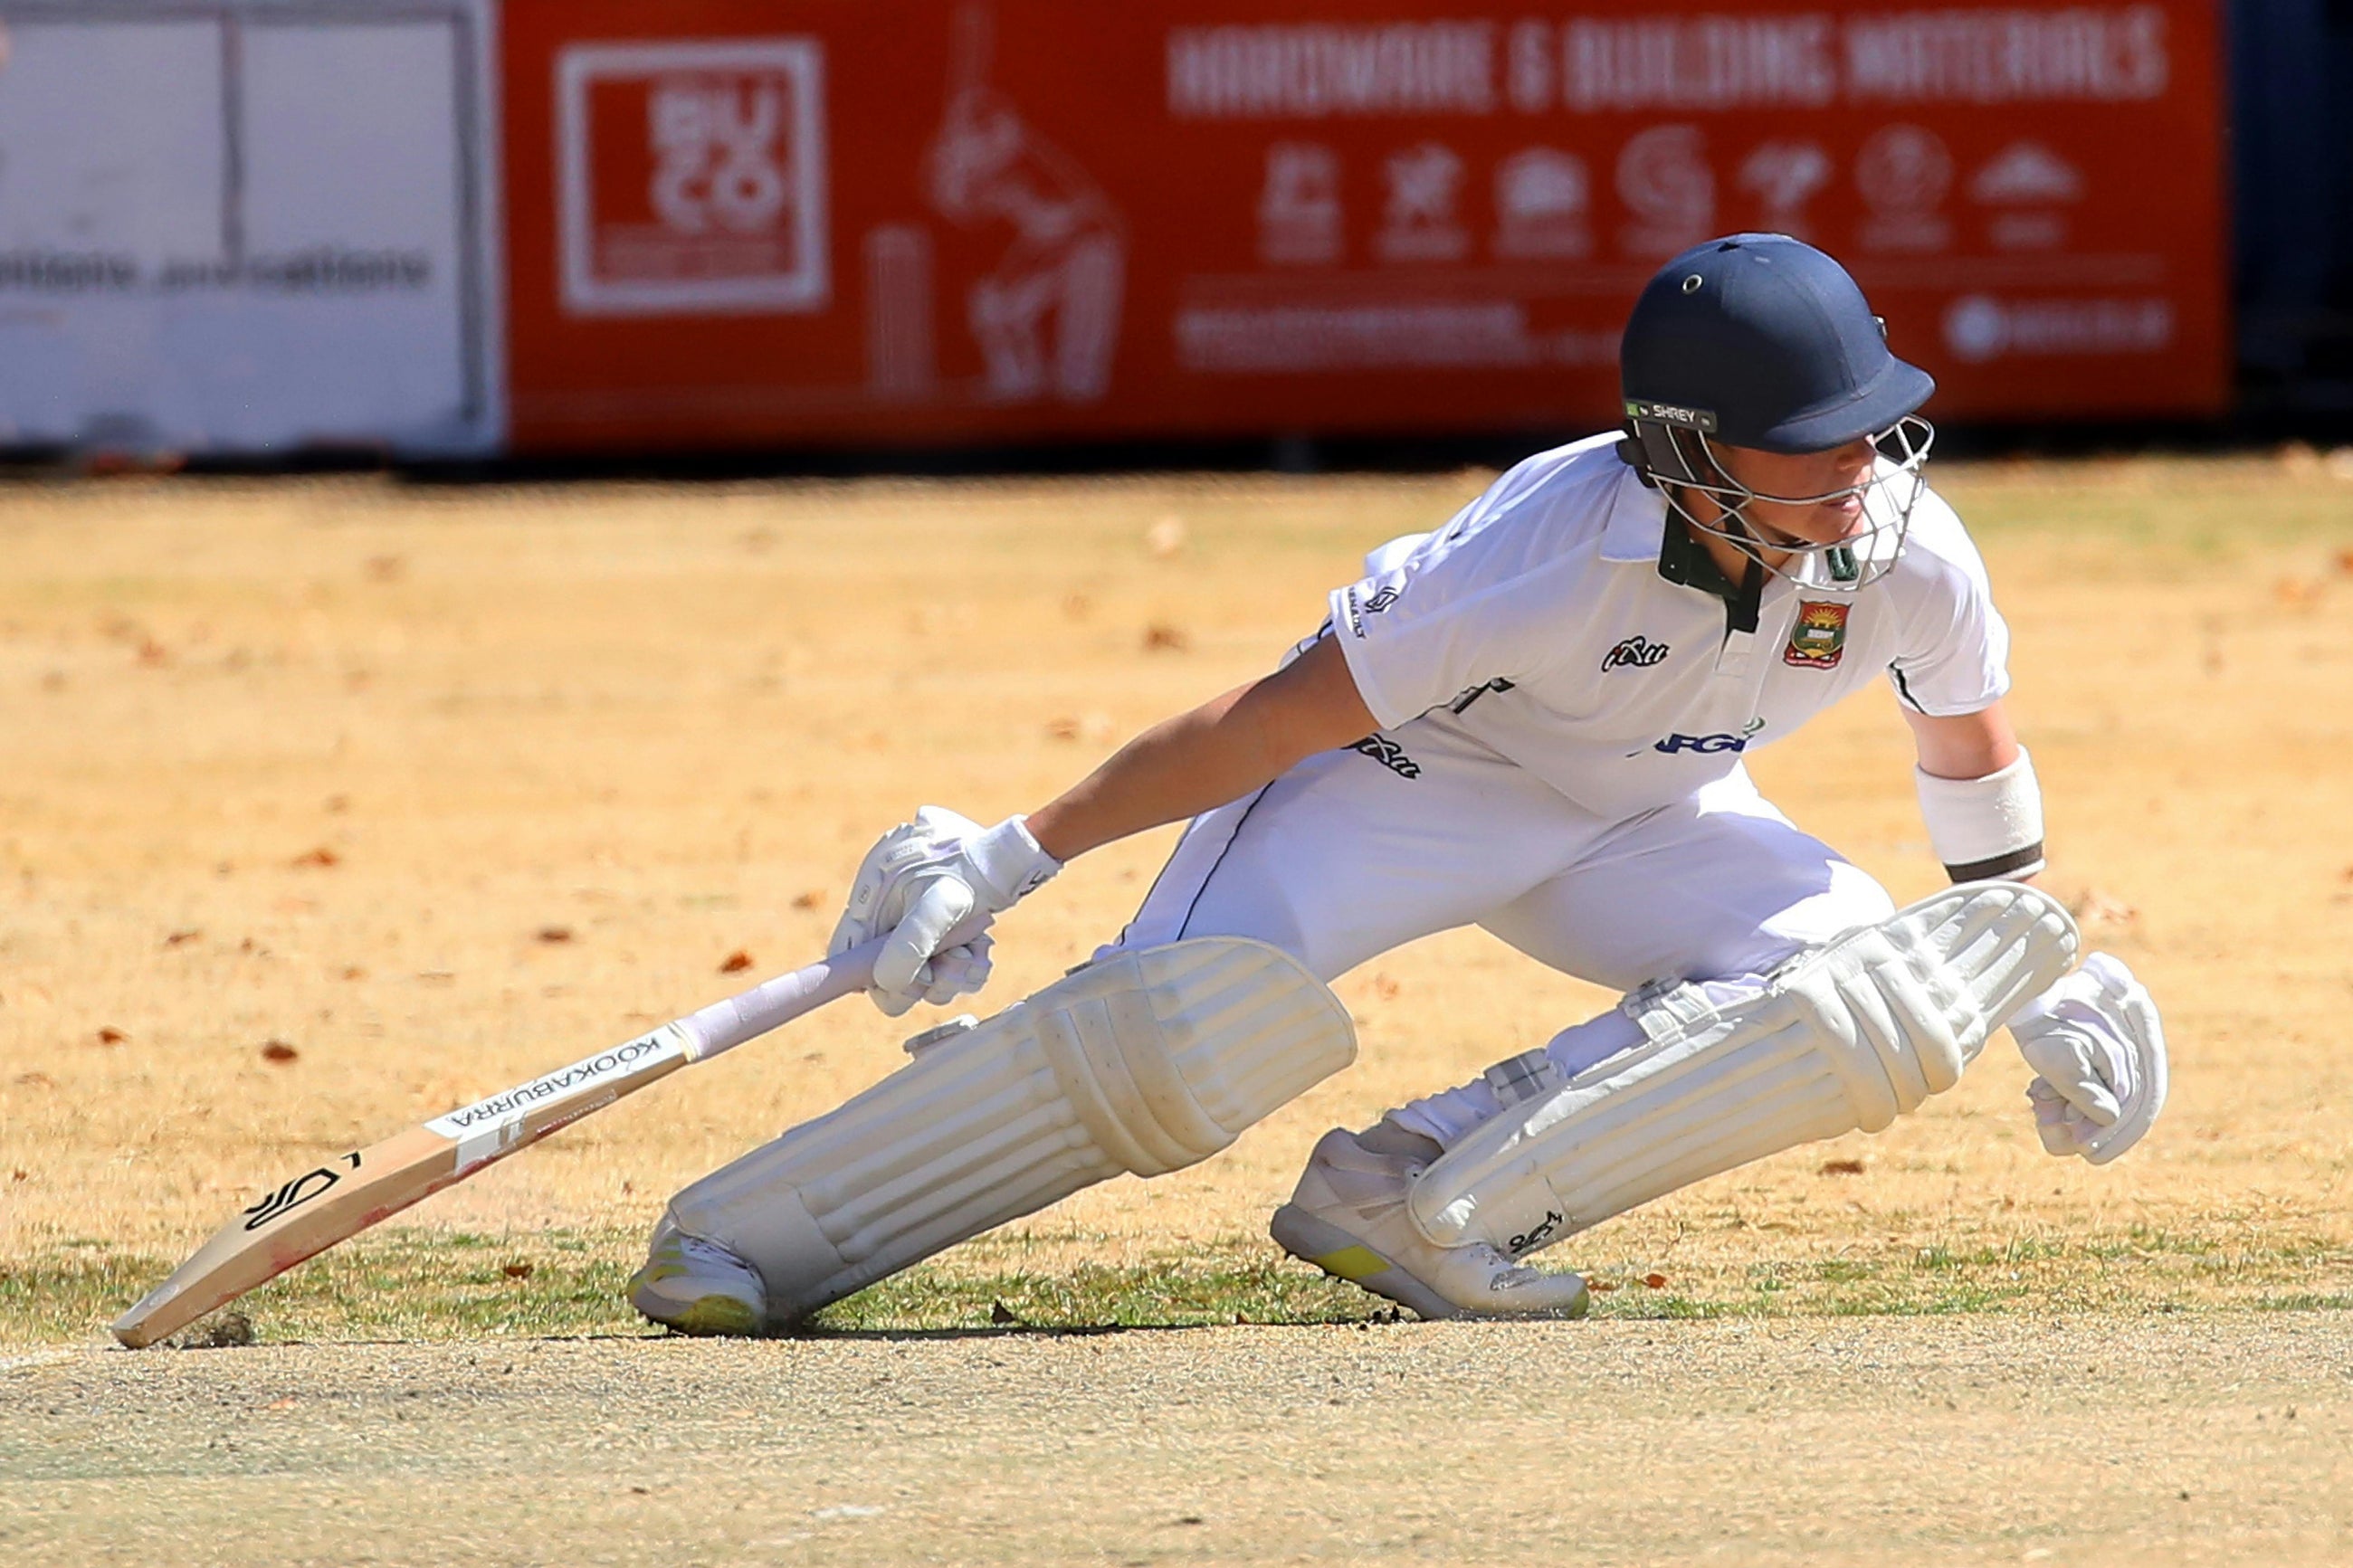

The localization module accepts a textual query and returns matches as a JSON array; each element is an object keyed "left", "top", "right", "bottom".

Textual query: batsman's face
[{"left": 1714, "top": 436, "right": 1880, "bottom": 548}]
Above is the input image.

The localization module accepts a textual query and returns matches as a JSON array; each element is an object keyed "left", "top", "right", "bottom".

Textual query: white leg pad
[
  {"left": 1409, "top": 882, "right": 2080, "bottom": 1254},
  {"left": 665, "top": 936, "right": 1356, "bottom": 1323}
]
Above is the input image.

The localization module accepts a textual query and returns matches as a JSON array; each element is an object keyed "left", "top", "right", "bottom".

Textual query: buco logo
[{"left": 557, "top": 39, "right": 831, "bottom": 318}]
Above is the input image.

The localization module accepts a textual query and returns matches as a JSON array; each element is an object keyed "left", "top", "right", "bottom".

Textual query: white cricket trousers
[{"left": 1107, "top": 717, "right": 1897, "bottom": 1145}]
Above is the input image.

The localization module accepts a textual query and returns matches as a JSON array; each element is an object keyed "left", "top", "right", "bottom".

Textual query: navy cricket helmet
[{"left": 1615, "top": 233, "right": 1937, "bottom": 591}]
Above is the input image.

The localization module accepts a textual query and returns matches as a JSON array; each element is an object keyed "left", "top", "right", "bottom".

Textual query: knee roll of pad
[
  {"left": 665, "top": 936, "right": 1356, "bottom": 1324},
  {"left": 1410, "top": 882, "right": 2079, "bottom": 1257}
]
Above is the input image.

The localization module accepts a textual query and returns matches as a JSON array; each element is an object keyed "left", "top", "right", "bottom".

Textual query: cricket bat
[{"left": 110, "top": 936, "right": 890, "bottom": 1349}]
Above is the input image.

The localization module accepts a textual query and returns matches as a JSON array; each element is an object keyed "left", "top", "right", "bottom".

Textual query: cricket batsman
[{"left": 628, "top": 233, "right": 2169, "bottom": 1333}]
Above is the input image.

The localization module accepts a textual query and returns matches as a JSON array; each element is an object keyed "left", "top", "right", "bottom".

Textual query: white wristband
[
  {"left": 966, "top": 814, "right": 1062, "bottom": 906},
  {"left": 1914, "top": 747, "right": 2045, "bottom": 881}
]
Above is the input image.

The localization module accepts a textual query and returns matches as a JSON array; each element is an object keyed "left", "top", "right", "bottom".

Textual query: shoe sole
[
  {"left": 1270, "top": 1203, "right": 1462, "bottom": 1322},
  {"left": 629, "top": 1281, "right": 764, "bottom": 1337}
]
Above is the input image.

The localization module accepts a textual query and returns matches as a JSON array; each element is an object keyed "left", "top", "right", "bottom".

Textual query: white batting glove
[
  {"left": 828, "top": 807, "right": 1060, "bottom": 1017},
  {"left": 2009, "top": 952, "right": 2167, "bottom": 1164}
]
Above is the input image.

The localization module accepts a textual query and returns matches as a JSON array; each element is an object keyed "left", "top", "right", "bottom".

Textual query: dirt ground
[
  {"left": 5, "top": 1314, "right": 2350, "bottom": 1566},
  {"left": 0, "top": 458, "right": 2350, "bottom": 1554}
]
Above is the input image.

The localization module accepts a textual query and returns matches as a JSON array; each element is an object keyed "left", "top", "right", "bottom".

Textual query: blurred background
[{"left": 0, "top": 0, "right": 2332, "bottom": 469}]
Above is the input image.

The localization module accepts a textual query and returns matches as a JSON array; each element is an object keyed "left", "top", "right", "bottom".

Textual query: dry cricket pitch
[{"left": 1, "top": 457, "right": 2349, "bottom": 1563}]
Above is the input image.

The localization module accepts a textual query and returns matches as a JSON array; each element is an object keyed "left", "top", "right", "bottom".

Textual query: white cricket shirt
[{"left": 1327, "top": 433, "right": 2010, "bottom": 822}]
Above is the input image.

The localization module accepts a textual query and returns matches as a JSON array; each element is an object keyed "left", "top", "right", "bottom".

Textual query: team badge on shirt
[{"left": 1783, "top": 601, "right": 1851, "bottom": 669}]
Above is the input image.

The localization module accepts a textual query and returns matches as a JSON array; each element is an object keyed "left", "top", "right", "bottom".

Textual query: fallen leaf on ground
[
  {"left": 2068, "top": 888, "right": 2139, "bottom": 928},
  {"left": 719, "top": 950, "right": 755, "bottom": 974},
  {"left": 790, "top": 889, "right": 824, "bottom": 910},
  {"left": 1643, "top": 1272, "right": 1669, "bottom": 1289},
  {"left": 95, "top": 1027, "right": 126, "bottom": 1045},
  {"left": 291, "top": 847, "right": 340, "bottom": 869},
  {"left": 164, "top": 928, "right": 200, "bottom": 946},
  {"left": 261, "top": 1041, "right": 299, "bottom": 1063},
  {"left": 1142, "top": 622, "right": 1189, "bottom": 652},
  {"left": 1820, "top": 1157, "right": 1866, "bottom": 1175},
  {"left": 536, "top": 926, "right": 574, "bottom": 944},
  {"left": 501, "top": 1262, "right": 534, "bottom": 1279}
]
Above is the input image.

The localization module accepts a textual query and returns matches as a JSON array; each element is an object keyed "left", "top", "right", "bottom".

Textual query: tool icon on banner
[
  {"left": 1616, "top": 126, "right": 1713, "bottom": 259},
  {"left": 1261, "top": 143, "right": 1343, "bottom": 266},
  {"left": 1377, "top": 143, "right": 1468, "bottom": 263},
  {"left": 1739, "top": 141, "right": 1832, "bottom": 238},
  {"left": 1492, "top": 148, "right": 1590, "bottom": 261},
  {"left": 1856, "top": 124, "right": 1953, "bottom": 253}
]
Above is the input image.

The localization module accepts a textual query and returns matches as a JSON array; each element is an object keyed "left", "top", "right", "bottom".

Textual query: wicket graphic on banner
[{"left": 109, "top": 937, "right": 891, "bottom": 1349}]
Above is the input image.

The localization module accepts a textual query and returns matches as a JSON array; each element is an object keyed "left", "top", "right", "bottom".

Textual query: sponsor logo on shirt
[
  {"left": 1346, "top": 734, "right": 1421, "bottom": 778},
  {"left": 1783, "top": 601, "right": 1851, "bottom": 670},
  {"left": 1341, "top": 584, "right": 1398, "bottom": 638},
  {"left": 1600, "top": 634, "right": 1671, "bottom": 672},
  {"left": 1653, "top": 717, "right": 1765, "bottom": 755}
]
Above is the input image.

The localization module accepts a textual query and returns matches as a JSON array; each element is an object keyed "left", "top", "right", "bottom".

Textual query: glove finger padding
[
  {"left": 919, "top": 936, "right": 995, "bottom": 1005},
  {"left": 874, "top": 876, "right": 978, "bottom": 999},
  {"left": 2010, "top": 952, "right": 2166, "bottom": 1164}
]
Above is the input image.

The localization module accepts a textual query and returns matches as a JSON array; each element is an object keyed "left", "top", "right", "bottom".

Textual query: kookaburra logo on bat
[{"left": 243, "top": 1151, "right": 363, "bottom": 1231}]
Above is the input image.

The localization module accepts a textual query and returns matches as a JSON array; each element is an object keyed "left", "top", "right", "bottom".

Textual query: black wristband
[{"left": 1943, "top": 843, "right": 2046, "bottom": 883}]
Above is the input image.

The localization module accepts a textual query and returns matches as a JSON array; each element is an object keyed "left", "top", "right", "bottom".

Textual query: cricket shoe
[
  {"left": 1271, "top": 1126, "right": 1591, "bottom": 1321},
  {"left": 629, "top": 1220, "right": 769, "bottom": 1336}
]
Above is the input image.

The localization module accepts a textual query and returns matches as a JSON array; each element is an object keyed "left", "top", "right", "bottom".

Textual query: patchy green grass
[{"left": 8, "top": 1222, "right": 2351, "bottom": 1349}]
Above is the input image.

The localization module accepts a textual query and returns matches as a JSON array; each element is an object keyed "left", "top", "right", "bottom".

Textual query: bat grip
[
  {"left": 679, "top": 937, "right": 883, "bottom": 1061},
  {"left": 677, "top": 915, "right": 995, "bottom": 1061}
]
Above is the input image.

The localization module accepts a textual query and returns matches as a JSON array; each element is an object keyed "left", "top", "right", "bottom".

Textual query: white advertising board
[{"left": 0, "top": 2, "right": 500, "bottom": 456}]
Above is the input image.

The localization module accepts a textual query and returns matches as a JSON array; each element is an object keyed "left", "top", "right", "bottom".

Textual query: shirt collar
[{"left": 1597, "top": 460, "right": 1669, "bottom": 563}]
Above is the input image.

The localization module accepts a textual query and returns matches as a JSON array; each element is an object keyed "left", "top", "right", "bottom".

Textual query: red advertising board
[{"left": 503, "top": 1, "right": 2228, "bottom": 452}]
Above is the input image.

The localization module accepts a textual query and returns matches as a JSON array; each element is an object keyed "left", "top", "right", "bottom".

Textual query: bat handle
[
  {"left": 680, "top": 937, "right": 884, "bottom": 1061},
  {"left": 676, "top": 914, "right": 995, "bottom": 1061}
]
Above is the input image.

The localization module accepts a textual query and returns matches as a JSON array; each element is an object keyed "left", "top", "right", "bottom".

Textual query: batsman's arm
[
  {"left": 1026, "top": 635, "right": 1376, "bottom": 863},
  {"left": 1902, "top": 698, "right": 2045, "bottom": 884}
]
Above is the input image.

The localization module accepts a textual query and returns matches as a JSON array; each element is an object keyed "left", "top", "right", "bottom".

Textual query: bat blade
[
  {"left": 110, "top": 1123, "right": 462, "bottom": 1349},
  {"left": 110, "top": 937, "right": 885, "bottom": 1349},
  {"left": 110, "top": 1022, "right": 695, "bottom": 1348}
]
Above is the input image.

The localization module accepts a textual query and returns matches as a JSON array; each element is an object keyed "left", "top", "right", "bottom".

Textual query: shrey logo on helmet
[{"left": 1623, "top": 398, "right": 1717, "bottom": 432}]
